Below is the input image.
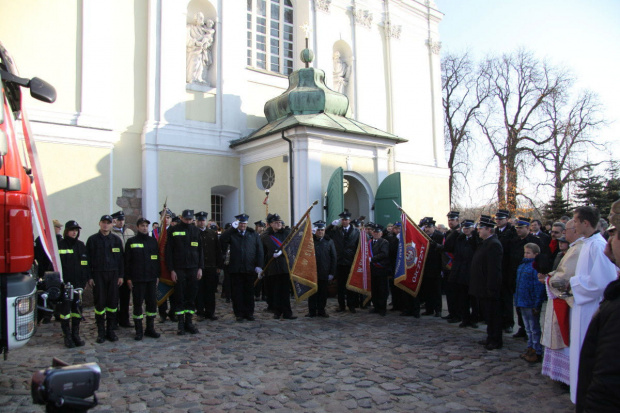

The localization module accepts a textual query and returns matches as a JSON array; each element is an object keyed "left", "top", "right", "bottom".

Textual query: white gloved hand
[
  {"left": 232, "top": 220, "right": 239, "bottom": 229},
  {"left": 328, "top": 274, "right": 334, "bottom": 281},
  {"left": 255, "top": 267, "right": 262, "bottom": 275},
  {"left": 258, "top": 272, "right": 264, "bottom": 280},
  {"left": 332, "top": 220, "right": 340, "bottom": 226},
  {"left": 273, "top": 250, "right": 283, "bottom": 258}
]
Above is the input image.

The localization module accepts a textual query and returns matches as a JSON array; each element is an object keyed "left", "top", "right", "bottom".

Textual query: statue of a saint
[
  {"left": 186, "top": 13, "right": 215, "bottom": 85},
  {"left": 333, "top": 52, "right": 350, "bottom": 95}
]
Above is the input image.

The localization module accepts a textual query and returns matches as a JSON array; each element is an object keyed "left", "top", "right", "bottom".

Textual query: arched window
[
  {"left": 211, "top": 194, "right": 224, "bottom": 227},
  {"left": 247, "top": 0, "right": 294, "bottom": 75}
]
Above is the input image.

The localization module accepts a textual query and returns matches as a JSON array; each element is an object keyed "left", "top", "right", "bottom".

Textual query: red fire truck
[{"left": 0, "top": 41, "right": 57, "bottom": 359}]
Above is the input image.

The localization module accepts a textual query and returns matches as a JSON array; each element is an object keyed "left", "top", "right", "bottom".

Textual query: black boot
[
  {"left": 144, "top": 316, "right": 160, "bottom": 338},
  {"left": 71, "top": 318, "right": 85, "bottom": 347},
  {"left": 134, "top": 318, "right": 143, "bottom": 341},
  {"left": 61, "top": 319, "right": 75, "bottom": 348},
  {"left": 95, "top": 314, "right": 106, "bottom": 344},
  {"left": 177, "top": 314, "right": 186, "bottom": 335},
  {"left": 184, "top": 313, "right": 199, "bottom": 334},
  {"left": 106, "top": 316, "right": 118, "bottom": 342}
]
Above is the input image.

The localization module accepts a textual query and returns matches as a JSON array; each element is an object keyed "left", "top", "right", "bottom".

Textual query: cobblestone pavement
[{"left": 0, "top": 297, "right": 574, "bottom": 413}]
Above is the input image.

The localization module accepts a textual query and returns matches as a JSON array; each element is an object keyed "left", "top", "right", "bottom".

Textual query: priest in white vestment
[{"left": 569, "top": 206, "right": 617, "bottom": 403}]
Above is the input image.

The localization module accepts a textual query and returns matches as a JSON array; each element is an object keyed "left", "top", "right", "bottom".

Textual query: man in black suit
[
  {"left": 327, "top": 211, "right": 360, "bottom": 313},
  {"left": 470, "top": 215, "right": 504, "bottom": 350}
]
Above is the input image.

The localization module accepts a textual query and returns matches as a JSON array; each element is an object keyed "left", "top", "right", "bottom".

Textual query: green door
[
  {"left": 374, "top": 172, "right": 401, "bottom": 226},
  {"left": 326, "top": 167, "right": 344, "bottom": 224}
]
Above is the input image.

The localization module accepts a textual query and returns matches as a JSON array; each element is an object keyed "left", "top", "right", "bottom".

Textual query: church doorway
[{"left": 343, "top": 173, "right": 372, "bottom": 222}]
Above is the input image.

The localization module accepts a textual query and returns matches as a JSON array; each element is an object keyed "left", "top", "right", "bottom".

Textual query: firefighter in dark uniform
[
  {"left": 125, "top": 217, "right": 161, "bottom": 340},
  {"left": 419, "top": 217, "right": 445, "bottom": 317},
  {"left": 443, "top": 211, "right": 461, "bottom": 323},
  {"left": 307, "top": 220, "right": 337, "bottom": 318},
  {"left": 327, "top": 211, "right": 360, "bottom": 313},
  {"left": 262, "top": 213, "right": 297, "bottom": 320},
  {"left": 86, "top": 214, "right": 124, "bottom": 343},
  {"left": 220, "top": 214, "right": 264, "bottom": 322},
  {"left": 369, "top": 224, "right": 391, "bottom": 316},
  {"left": 195, "top": 211, "right": 223, "bottom": 321},
  {"left": 57, "top": 220, "right": 90, "bottom": 348},
  {"left": 165, "top": 209, "right": 203, "bottom": 335},
  {"left": 111, "top": 210, "right": 135, "bottom": 329}
]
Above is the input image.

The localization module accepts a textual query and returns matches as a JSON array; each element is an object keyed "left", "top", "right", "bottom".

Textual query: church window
[
  {"left": 247, "top": 0, "right": 294, "bottom": 75},
  {"left": 258, "top": 166, "right": 276, "bottom": 190},
  {"left": 211, "top": 194, "right": 224, "bottom": 227}
]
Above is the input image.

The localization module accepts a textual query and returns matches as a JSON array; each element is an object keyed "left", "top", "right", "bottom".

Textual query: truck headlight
[
  {"left": 16, "top": 295, "right": 35, "bottom": 316},
  {"left": 15, "top": 294, "right": 36, "bottom": 341}
]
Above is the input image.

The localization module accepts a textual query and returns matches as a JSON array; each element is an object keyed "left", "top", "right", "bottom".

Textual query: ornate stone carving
[
  {"left": 316, "top": 0, "right": 331, "bottom": 13},
  {"left": 385, "top": 24, "right": 402, "bottom": 39},
  {"left": 426, "top": 38, "right": 442, "bottom": 55},
  {"left": 333, "top": 52, "right": 350, "bottom": 95},
  {"left": 186, "top": 12, "right": 216, "bottom": 85},
  {"left": 355, "top": 9, "right": 373, "bottom": 28}
]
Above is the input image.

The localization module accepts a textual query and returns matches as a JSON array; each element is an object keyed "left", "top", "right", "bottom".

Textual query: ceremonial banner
[
  {"left": 394, "top": 212, "right": 430, "bottom": 297},
  {"left": 284, "top": 215, "right": 318, "bottom": 302},
  {"left": 346, "top": 229, "right": 371, "bottom": 305},
  {"left": 156, "top": 212, "right": 174, "bottom": 306}
]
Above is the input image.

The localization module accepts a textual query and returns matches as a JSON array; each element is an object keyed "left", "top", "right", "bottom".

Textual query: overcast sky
[{"left": 434, "top": 0, "right": 620, "bottom": 206}]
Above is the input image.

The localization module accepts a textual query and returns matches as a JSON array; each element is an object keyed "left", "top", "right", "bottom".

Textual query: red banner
[
  {"left": 283, "top": 215, "right": 317, "bottom": 301},
  {"left": 394, "top": 212, "right": 430, "bottom": 297},
  {"left": 346, "top": 229, "right": 371, "bottom": 305},
  {"left": 156, "top": 211, "right": 174, "bottom": 306}
]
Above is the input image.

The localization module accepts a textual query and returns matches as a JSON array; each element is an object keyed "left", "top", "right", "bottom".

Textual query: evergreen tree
[
  {"left": 543, "top": 193, "right": 571, "bottom": 223},
  {"left": 574, "top": 174, "right": 606, "bottom": 209}
]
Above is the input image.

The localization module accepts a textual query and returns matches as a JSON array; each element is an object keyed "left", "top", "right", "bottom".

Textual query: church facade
[{"left": 0, "top": 0, "right": 448, "bottom": 235}]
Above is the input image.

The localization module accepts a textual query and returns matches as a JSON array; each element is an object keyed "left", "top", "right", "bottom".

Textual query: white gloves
[
  {"left": 232, "top": 220, "right": 239, "bottom": 229},
  {"left": 258, "top": 272, "right": 264, "bottom": 280},
  {"left": 332, "top": 220, "right": 340, "bottom": 226},
  {"left": 273, "top": 250, "right": 283, "bottom": 258},
  {"left": 255, "top": 267, "right": 262, "bottom": 275},
  {"left": 328, "top": 274, "right": 334, "bottom": 281}
]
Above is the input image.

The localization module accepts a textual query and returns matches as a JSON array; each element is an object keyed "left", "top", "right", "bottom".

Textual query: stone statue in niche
[
  {"left": 332, "top": 51, "right": 350, "bottom": 95},
  {"left": 186, "top": 12, "right": 215, "bottom": 85}
]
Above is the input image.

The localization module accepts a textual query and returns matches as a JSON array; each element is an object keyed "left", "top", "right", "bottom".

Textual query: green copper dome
[{"left": 264, "top": 60, "right": 349, "bottom": 122}]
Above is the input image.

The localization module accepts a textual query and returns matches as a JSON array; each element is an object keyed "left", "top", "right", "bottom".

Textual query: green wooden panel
[
  {"left": 326, "top": 167, "right": 344, "bottom": 224},
  {"left": 374, "top": 172, "right": 401, "bottom": 226}
]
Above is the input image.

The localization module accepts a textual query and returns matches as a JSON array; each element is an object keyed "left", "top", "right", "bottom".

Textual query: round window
[{"left": 257, "top": 166, "right": 275, "bottom": 190}]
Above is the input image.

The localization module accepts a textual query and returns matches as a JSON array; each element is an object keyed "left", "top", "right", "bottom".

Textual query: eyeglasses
[{"left": 550, "top": 230, "right": 562, "bottom": 234}]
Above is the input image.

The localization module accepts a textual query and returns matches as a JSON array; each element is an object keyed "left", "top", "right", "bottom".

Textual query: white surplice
[{"left": 569, "top": 232, "right": 617, "bottom": 403}]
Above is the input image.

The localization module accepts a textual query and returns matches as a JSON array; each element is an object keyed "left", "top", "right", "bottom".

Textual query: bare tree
[
  {"left": 536, "top": 89, "right": 606, "bottom": 200},
  {"left": 441, "top": 51, "right": 490, "bottom": 205},
  {"left": 476, "top": 49, "right": 571, "bottom": 213}
]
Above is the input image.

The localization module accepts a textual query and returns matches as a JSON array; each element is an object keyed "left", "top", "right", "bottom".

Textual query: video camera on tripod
[{"left": 37, "top": 272, "right": 83, "bottom": 324}]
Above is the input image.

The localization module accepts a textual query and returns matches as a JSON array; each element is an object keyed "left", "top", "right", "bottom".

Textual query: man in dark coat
[
  {"left": 125, "top": 218, "right": 160, "bottom": 340},
  {"left": 195, "top": 211, "right": 223, "bottom": 321},
  {"left": 386, "top": 222, "right": 404, "bottom": 311},
  {"left": 327, "top": 211, "right": 360, "bottom": 313},
  {"left": 449, "top": 219, "right": 480, "bottom": 328},
  {"left": 442, "top": 211, "right": 461, "bottom": 322},
  {"left": 165, "top": 209, "right": 204, "bottom": 335},
  {"left": 307, "top": 220, "right": 337, "bottom": 318},
  {"left": 494, "top": 209, "right": 517, "bottom": 332},
  {"left": 368, "top": 225, "right": 391, "bottom": 316},
  {"left": 86, "top": 215, "right": 124, "bottom": 343},
  {"left": 220, "top": 214, "right": 264, "bottom": 322},
  {"left": 419, "top": 217, "right": 444, "bottom": 317},
  {"left": 470, "top": 215, "right": 504, "bottom": 350},
  {"left": 261, "top": 213, "right": 296, "bottom": 320}
]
